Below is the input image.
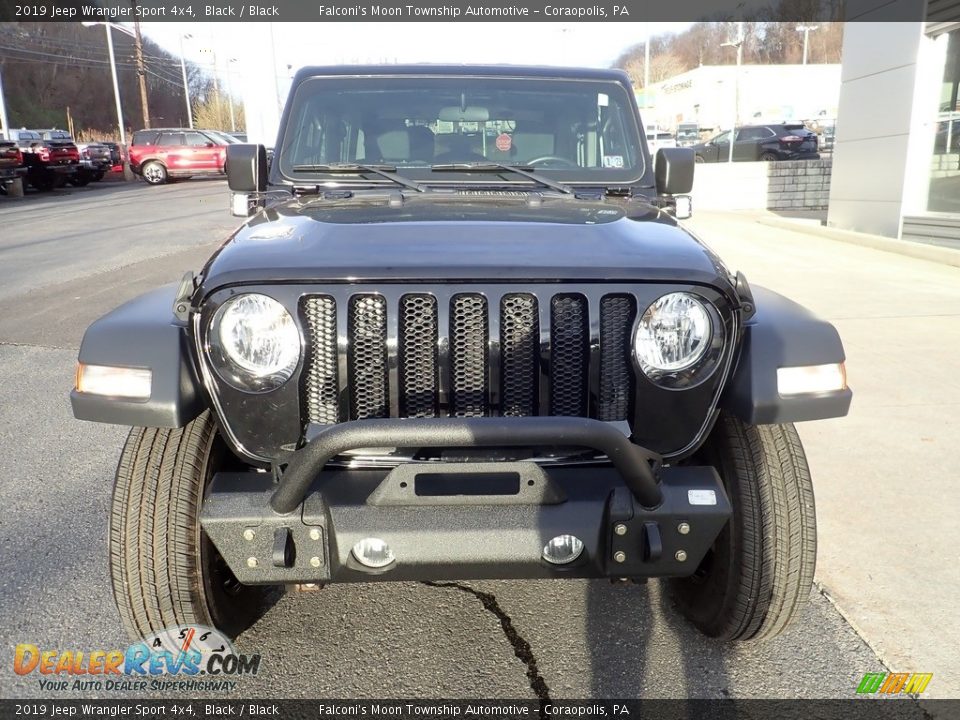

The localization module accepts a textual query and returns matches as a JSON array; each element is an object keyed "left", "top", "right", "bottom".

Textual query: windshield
[
  {"left": 206, "top": 130, "right": 240, "bottom": 144},
  {"left": 278, "top": 75, "right": 644, "bottom": 186}
]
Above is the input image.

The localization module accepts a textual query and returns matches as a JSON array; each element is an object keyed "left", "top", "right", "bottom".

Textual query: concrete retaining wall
[{"left": 691, "top": 158, "right": 833, "bottom": 211}]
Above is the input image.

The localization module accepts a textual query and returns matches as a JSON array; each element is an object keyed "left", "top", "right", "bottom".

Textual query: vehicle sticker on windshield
[
  {"left": 602, "top": 155, "right": 624, "bottom": 168},
  {"left": 495, "top": 133, "right": 512, "bottom": 152},
  {"left": 597, "top": 93, "right": 609, "bottom": 107}
]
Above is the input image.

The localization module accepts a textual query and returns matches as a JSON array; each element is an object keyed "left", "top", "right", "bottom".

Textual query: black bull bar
[{"left": 201, "top": 417, "right": 731, "bottom": 584}]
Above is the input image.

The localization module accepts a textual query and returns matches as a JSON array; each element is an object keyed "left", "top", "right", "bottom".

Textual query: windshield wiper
[
  {"left": 291, "top": 163, "right": 425, "bottom": 192},
  {"left": 430, "top": 162, "right": 573, "bottom": 195}
]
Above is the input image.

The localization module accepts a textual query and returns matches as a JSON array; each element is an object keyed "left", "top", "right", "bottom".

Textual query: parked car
[
  {"left": 75, "top": 140, "right": 114, "bottom": 183},
  {"left": 934, "top": 117, "right": 960, "bottom": 153},
  {"left": 5, "top": 128, "right": 79, "bottom": 191},
  {"left": 693, "top": 124, "right": 820, "bottom": 163},
  {"left": 0, "top": 137, "right": 27, "bottom": 195},
  {"left": 73, "top": 65, "right": 850, "bottom": 645},
  {"left": 676, "top": 122, "right": 700, "bottom": 148},
  {"left": 100, "top": 141, "right": 125, "bottom": 170},
  {"left": 128, "top": 128, "right": 230, "bottom": 185},
  {"left": 646, "top": 130, "right": 677, "bottom": 156},
  {"left": 34, "top": 130, "right": 108, "bottom": 187},
  {"left": 819, "top": 121, "right": 836, "bottom": 152}
]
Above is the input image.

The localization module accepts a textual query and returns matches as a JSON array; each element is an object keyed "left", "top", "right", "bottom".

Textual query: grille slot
[
  {"left": 399, "top": 294, "right": 439, "bottom": 418},
  {"left": 549, "top": 294, "right": 590, "bottom": 416},
  {"left": 348, "top": 295, "right": 389, "bottom": 420},
  {"left": 500, "top": 293, "right": 539, "bottom": 417},
  {"left": 599, "top": 295, "right": 637, "bottom": 421},
  {"left": 450, "top": 294, "right": 489, "bottom": 417},
  {"left": 301, "top": 296, "right": 339, "bottom": 425}
]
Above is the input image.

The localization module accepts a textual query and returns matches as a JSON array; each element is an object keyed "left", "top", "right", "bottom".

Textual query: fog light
[
  {"left": 351, "top": 538, "right": 395, "bottom": 569},
  {"left": 542, "top": 535, "right": 584, "bottom": 565}
]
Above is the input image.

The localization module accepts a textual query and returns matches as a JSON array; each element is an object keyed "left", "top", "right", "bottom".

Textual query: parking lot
[{"left": 0, "top": 181, "right": 954, "bottom": 703}]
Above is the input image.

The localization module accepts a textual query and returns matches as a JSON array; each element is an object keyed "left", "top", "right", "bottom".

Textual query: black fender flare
[
  {"left": 70, "top": 284, "right": 203, "bottom": 428},
  {"left": 720, "top": 285, "right": 852, "bottom": 424}
]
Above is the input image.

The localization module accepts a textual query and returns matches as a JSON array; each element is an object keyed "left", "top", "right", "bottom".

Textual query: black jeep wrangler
[{"left": 72, "top": 66, "right": 850, "bottom": 643}]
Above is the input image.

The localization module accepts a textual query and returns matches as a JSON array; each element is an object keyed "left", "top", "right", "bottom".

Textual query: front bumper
[{"left": 201, "top": 417, "right": 732, "bottom": 584}]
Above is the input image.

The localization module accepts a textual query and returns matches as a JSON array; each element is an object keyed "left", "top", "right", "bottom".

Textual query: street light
[
  {"left": 796, "top": 25, "right": 819, "bottom": 65},
  {"left": 721, "top": 21, "right": 745, "bottom": 164},
  {"left": 179, "top": 34, "right": 194, "bottom": 129},
  {"left": 81, "top": 21, "right": 135, "bottom": 180},
  {"left": 225, "top": 58, "right": 238, "bottom": 131}
]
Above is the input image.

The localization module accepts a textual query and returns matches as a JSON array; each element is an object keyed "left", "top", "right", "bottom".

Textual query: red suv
[{"left": 128, "top": 128, "right": 230, "bottom": 185}]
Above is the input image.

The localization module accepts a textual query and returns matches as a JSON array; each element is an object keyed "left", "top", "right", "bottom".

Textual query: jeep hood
[{"left": 199, "top": 196, "right": 732, "bottom": 293}]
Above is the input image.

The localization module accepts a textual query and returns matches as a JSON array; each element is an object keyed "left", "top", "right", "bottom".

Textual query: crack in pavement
[{"left": 422, "top": 581, "right": 552, "bottom": 706}]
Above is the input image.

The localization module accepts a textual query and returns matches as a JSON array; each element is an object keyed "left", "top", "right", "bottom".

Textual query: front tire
[
  {"left": 668, "top": 415, "right": 816, "bottom": 641},
  {"left": 141, "top": 161, "right": 167, "bottom": 185},
  {"left": 109, "top": 412, "right": 274, "bottom": 640}
]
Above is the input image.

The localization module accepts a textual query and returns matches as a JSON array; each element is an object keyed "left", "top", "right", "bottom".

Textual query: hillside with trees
[
  {"left": 614, "top": 21, "right": 845, "bottom": 91},
  {"left": 0, "top": 22, "right": 220, "bottom": 136}
]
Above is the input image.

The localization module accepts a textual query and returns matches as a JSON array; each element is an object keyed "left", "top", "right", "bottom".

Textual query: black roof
[{"left": 292, "top": 64, "right": 631, "bottom": 84}]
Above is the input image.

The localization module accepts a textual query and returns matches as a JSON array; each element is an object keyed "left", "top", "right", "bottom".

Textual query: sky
[{"left": 140, "top": 21, "right": 691, "bottom": 141}]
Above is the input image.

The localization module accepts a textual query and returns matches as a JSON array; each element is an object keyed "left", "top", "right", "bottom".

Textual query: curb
[{"left": 756, "top": 216, "right": 960, "bottom": 269}]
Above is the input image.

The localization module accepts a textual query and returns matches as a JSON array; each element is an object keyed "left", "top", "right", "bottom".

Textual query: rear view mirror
[
  {"left": 438, "top": 106, "right": 490, "bottom": 122},
  {"left": 655, "top": 147, "right": 695, "bottom": 196},
  {"left": 226, "top": 144, "right": 268, "bottom": 192}
]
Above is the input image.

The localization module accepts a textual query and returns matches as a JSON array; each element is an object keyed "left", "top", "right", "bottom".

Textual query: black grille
[
  {"left": 500, "top": 294, "right": 539, "bottom": 417},
  {"left": 348, "top": 295, "right": 388, "bottom": 420},
  {"left": 550, "top": 294, "right": 589, "bottom": 417},
  {"left": 301, "top": 296, "right": 339, "bottom": 424},
  {"left": 301, "top": 289, "right": 639, "bottom": 424},
  {"left": 450, "top": 294, "right": 489, "bottom": 418},
  {"left": 399, "top": 294, "right": 439, "bottom": 418},
  {"left": 599, "top": 295, "right": 637, "bottom": 421}
]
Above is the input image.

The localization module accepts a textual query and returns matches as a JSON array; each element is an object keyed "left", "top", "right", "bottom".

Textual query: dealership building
[
  {"left": 642, "top": 64, "right": 842, "bottom": 133},
  {"left": 828, "top": 14, "right": 960, "bottom": 244}
]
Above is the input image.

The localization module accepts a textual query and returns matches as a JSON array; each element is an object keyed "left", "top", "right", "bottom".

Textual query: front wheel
[
  {"left": 141, "top": 161, "right": 167, "bottom": 185},
  {"left": 668, "top": 415, "right": 816, "bottom": 642},
  {"left": 109, "top": 412, "right": 275, "bottom": 640}
]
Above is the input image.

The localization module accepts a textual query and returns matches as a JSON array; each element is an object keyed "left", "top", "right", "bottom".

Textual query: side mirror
[
  {"left": 206, "top": 142, "right": 215, "bottom": 148},
  {"left": 227, "top": 144, "right": 268, "bottom": 217},
  {"left": 227, "top": 144, "right": 268, "bottom": 192},
  {"left": 655, "top": 147, "right": 694, "bottom": 196}
]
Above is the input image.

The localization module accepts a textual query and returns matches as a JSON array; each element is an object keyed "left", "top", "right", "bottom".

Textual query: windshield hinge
[{"left": 172, "top": 271, "right": 196, "bottom": 323}]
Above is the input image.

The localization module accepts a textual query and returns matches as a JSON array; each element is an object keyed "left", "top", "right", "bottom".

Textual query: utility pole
[
  {"left": 179, "top": 34, "right": 194, "bottom": 129},
  {"left": 131, "top": 5, "right": 150, "bottom": 128},
  {"left": 225, "top": 58, "right": 237, "bottom": 131},
  {"left": 796, "top": 25, "right": 819, "bottom": 65},
  {"left": 722, "top": 22, "right": 744, "bottom": 164},
  {"left": 644, "top": 31, "right": 650, "bottom": 110},
  {"left": 0, "top": 65, "right": 9, "bottom": 139}
]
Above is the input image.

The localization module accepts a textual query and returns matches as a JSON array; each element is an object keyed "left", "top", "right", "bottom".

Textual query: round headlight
[
  {"left": 209, "top": 293, "right": 300, "bottom": 392},
  {"left": 635, "top": 292, "right": 714, "bottom": 380}
]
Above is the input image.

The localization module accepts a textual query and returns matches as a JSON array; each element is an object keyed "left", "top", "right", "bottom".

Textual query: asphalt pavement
[{"left": 0, "top": 181, "right": 941, "bottom": 702}]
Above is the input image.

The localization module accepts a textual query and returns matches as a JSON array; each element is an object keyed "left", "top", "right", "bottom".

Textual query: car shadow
[{"left": 586, "top": 578, "right": 731, "bottom": 699}]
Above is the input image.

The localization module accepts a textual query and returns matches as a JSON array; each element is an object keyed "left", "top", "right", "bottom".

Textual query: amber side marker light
[
  {"left": 777, "top": 362, "right": 847, "bottom": 396},
  {"left": 75, "top": 363, "right": 152, "bottom": 400}
]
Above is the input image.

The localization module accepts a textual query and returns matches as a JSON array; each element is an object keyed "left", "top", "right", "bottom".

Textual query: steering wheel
[{"left": 525, "top": 156, "right": 578, "bottom": 168}]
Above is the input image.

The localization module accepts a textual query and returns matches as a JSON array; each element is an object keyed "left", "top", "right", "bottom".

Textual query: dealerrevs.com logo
[{"left": 13, "top": 625, "right": 261, "bottom": 692}]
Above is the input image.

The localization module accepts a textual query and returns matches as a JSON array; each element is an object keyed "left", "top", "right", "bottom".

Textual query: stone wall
[{"left": 691, "top": 158, "right": 833, "bottom": 211}]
